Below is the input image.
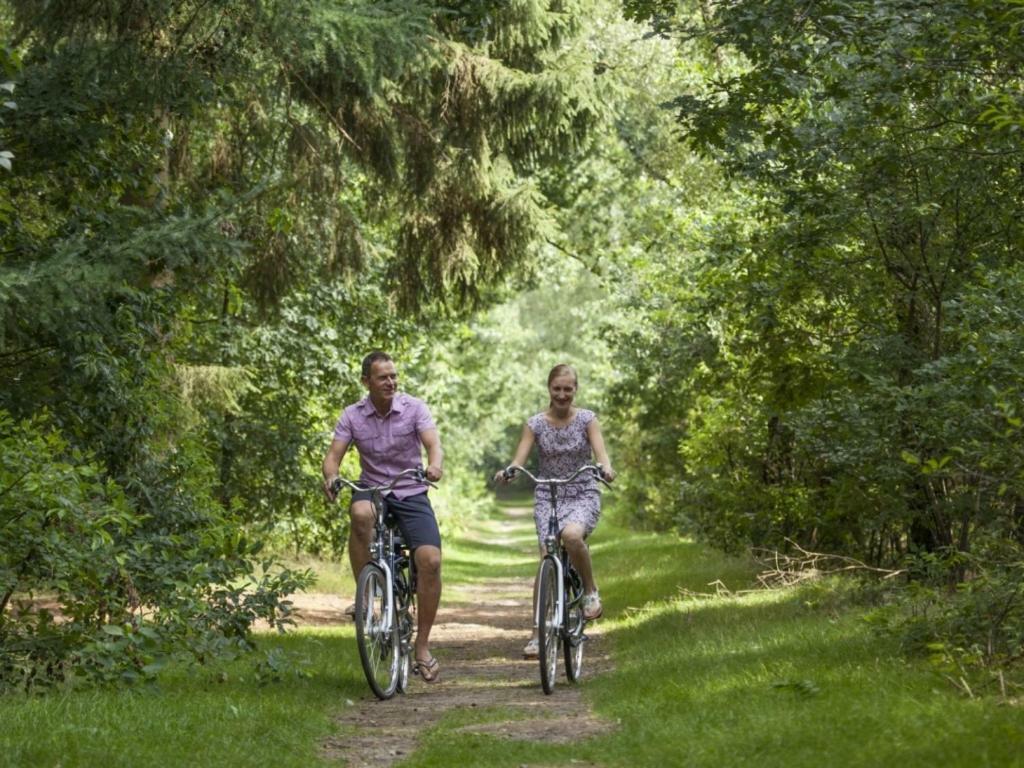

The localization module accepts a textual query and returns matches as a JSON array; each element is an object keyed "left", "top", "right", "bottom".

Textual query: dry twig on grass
[{"left": 752, "top": 538, "right": 905, "bottom": 589}]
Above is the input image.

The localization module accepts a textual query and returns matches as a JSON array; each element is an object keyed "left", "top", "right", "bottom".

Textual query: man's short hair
[{"left": 361, "top": 350, "right": 393, "bottom": 378}]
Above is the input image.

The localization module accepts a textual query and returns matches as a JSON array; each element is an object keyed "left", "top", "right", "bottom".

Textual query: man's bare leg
[
  {"left": 348, "top": 500, "right": 375, "bottom": 579},
  {"left": 413, "top": 544, "right": 442, "bottom": 665}
]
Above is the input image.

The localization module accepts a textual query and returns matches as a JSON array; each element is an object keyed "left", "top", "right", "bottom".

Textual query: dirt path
[{"left": 305, "top": 507, "right": 616, "bottom": 767}]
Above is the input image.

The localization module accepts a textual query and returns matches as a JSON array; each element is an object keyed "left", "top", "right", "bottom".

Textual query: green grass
[
  {"left": 397, "top": 520, "right": 1024, "bottom": 768},
  {"left": 0, "top": 629, "right": 362, "bottom": 768},
  {"left": 584, "top": 590, "right": 1024, "bottom": 768},
  {"left": 277, "top": 553, "right": 351, "bottom": 596},
  {"left": 3, "top": 505, "right": 1022, "bottom": 768}
]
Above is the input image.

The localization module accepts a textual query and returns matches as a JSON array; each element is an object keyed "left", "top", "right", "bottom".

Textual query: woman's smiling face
[{"left": 548, "top": 374, "right": 577, "bottom": 411}]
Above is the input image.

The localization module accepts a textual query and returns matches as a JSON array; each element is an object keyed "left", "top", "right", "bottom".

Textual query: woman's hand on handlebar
[{"left": 493, "top": 465, "right": 520, "bottom": 485}]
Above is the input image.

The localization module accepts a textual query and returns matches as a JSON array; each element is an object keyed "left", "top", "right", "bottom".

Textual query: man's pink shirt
[{"left": 333, "top": 393, "right": 436, "bottom": 499}]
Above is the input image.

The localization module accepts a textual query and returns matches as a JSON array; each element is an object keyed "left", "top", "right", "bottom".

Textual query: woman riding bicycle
[{"left": 494, "top": 363, "right": 615, "bottom": 659}]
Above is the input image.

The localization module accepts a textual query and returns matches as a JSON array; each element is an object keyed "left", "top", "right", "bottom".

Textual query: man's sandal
[{"left": 413, "top": 656, "right": 441, "bottom": 683}]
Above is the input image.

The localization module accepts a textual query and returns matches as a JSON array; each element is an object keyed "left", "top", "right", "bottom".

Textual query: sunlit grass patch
[
  {"left": 275, "top": 553, "right": 349, "bottom": 596},
  {"left": 586, "top": 572, "right": 1024, "bottom": 768},
  {"left": 442, "top": 547, "right": 536, "bottom": 584},
  {"left": 590, "top": 522, "right": 757, "bottom": 615},
  {"left": 441, "top": 507, "right": 538, "bottom": 585}
]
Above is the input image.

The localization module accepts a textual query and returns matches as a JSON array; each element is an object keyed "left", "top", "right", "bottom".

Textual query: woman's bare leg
[{"left": 560, "top": 523, "right": 597, "bottom": 594}]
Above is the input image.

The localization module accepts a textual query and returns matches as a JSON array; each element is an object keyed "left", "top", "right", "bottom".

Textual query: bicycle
[
  {"left": 500, "top": 463, "right": 611, "bottom": 694},
  {"left": 330, "top": 467, "right": 436, "bottom": 700}
]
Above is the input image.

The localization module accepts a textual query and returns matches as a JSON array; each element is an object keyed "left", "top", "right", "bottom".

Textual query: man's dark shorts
[{"left": 351, "top": 491, "right": 441, "bottom": 551}]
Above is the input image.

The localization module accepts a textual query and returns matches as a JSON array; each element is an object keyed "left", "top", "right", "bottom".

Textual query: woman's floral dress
[{"left": 528, "top": 408, "right": 601, "bottom": 541}]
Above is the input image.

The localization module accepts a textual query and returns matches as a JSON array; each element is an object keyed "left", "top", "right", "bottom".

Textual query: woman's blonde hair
[{"left": 547, "top": 363, "right": 578, "bottom": 387}]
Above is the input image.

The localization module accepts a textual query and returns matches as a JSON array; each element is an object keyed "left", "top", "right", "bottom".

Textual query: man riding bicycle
[{"left": 322, "top": 350, "right": 445, "bottom": 683}]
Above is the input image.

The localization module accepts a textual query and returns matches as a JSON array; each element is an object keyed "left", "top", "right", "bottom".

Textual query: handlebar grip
[{"left": 415, "top": 466, "right": 439, "bottom": 488}]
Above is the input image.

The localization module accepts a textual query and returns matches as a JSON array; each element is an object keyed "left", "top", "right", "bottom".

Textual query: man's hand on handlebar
[
  {"left": 323, "top": 475, "right": 340, "bottom": 502},
  {"left": 425, "top": 464, "right": 443, "bottom": 483}
]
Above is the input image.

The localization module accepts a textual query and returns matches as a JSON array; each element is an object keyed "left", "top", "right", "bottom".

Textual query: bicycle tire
[
  {"left": 396, "top": 640, "right": 410, "bottom": 694},
  {"left": 563, "top": 566, "right": 585, "bottom": 682},
  {"left": 395, "top": 588, "right": 414, "bottom": 694},
  {"left": 537, "top": 556, "right": 560, "bottom": 695},
  {"left": 355, "top": 564, "right": 400, "bottom": 700}
]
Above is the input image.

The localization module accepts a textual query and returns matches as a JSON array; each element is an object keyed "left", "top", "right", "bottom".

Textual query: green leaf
[{"left": 900, "top": 450, "right": 920, "bottom": 466}]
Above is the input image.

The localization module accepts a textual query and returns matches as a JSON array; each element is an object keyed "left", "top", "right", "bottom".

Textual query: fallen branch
[{"left": 751, "top": 538, "right": 906, "bottom": 589}]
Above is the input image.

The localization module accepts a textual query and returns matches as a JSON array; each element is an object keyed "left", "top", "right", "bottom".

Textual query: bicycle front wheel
[
  {"left": 355, "top": 564, "right": 400, "bottom": 700},
  {"left": 563, "top": 567, "right": 585, "bottom": 682},
  {"left": 537, "top": 557, "right": 560, "bottom": 695}
]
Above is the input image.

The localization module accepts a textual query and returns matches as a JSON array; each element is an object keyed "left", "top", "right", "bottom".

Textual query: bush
[
  {"left": 0, "top": 411, "right": 313, "bottom": 691},
  {"left": 865, "top": 543, "right": 1024, "bottom": 698}
]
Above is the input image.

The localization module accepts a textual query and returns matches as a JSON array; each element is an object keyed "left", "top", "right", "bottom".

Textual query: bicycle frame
[
  {"left": 369, "top": 491, "right": 400, "bottom": 636},
  {"left": 538, "top": 479, "right": 568, "bottom": 630},
  {"left": 504, "top": 464, "right": 609, "bottom": 625},
  {"left": 331, "top": 467, "right": 433, "bottom": 698},
  {"left": 333, "top": 474, "right": 412, "bottom": 627}
]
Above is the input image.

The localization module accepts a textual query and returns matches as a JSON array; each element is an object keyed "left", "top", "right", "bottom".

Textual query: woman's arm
[
  {"left": 493, "top": 422, "right": 535, "bottom": 483},
  {"left": 586, "top": 418, "right": 616, "bottom": 481}
]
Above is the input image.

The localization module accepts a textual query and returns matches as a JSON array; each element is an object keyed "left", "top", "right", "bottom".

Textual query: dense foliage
[
  {"left": 0, "top": 0, "right": 607, "bottom": 687},
  {"left": 608, "top": 0, "right": 1024, "bottom": 688}
]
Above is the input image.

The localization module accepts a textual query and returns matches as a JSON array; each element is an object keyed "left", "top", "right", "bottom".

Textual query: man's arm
[
  {"left": 322, "top": 437, "right": 350, "bottom": 500},
  {"left": 419, "top": 428, "right": 444, "bottom": 482}
]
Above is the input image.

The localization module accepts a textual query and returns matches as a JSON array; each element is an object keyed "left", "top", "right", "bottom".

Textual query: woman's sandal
[
  {"left": 413, "top": 656, "right": 441, "bottom": 683},
  {"left": 522, "top": 638, "right": 539, "bottom": 659}
]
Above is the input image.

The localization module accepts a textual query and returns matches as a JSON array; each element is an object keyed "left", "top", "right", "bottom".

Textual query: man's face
[{"left": 363, "top": 359, "right": 398, "bottom": 404}]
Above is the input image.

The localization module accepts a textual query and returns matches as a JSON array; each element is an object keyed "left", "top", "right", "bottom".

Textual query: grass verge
[
  {"left": 395, "top": 519, "right": 1024, "bottom": 768},
  {"left": 0, "top": 629, "right": 361, "bottom": 768}
]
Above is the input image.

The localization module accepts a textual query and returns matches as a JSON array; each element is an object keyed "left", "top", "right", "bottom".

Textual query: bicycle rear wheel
[
  {"left": 395, "top": 627, "right": 411, "bottom": 694},
  {"left": 395, "top": 588, "right": 414, "bottom": 694},
  {"left": 537, "top": 557, "right": 560, "bottom": 695},
  {"left": 563, "top": 566, "right": 585, "bottom": 682},
  {"left": 355, "top": 564, "right": 400, "bottom": 700}
]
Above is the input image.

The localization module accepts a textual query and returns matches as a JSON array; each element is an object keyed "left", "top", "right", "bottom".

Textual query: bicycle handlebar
[
  {"left": 330, "top": 466, "right": 438, "bottom": 497},
  {"left": 502, "top": 463, "right": 612, "bottom": 489}
]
